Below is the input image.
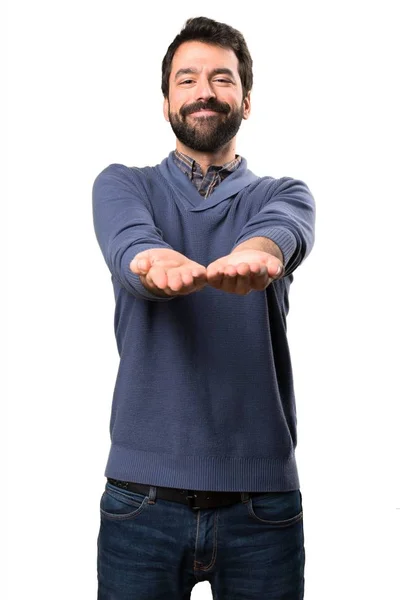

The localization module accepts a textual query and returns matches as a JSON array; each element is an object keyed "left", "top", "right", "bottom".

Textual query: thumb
[{"left": 130, "top": 251, "right": 151, "bottom": 274}]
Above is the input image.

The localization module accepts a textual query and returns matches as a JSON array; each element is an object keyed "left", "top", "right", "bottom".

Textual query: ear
[
  {"left": 242, "top": 91, "right": 251, "bottom": 120},
  {"left": 163, "top": 97, "right": 170, "bottom": 122}
]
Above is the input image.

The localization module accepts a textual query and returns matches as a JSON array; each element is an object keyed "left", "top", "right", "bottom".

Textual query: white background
[{"left": 6, "top": 0, "right": 399, "bottom": 598}]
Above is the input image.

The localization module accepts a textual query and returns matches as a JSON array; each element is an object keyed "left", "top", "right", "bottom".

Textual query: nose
[{"left": 195, "top": 77, "right": 216, "bottom": 102}]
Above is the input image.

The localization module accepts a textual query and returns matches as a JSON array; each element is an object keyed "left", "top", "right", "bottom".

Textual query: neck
[{"left": 176, "top": 139, "right": 237, "bottom": 175}]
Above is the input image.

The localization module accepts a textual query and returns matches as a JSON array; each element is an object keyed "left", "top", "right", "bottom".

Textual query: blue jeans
[{"left": 97, "top": 481, "right": 305, "bottom": 599}]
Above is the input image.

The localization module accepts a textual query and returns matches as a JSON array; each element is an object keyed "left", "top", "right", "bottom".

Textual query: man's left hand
[{"left": 206, "top": 250, "right": 284, "bottom": 295}]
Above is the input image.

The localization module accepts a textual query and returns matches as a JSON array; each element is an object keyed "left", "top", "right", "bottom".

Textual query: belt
[{"left": 107, "top": 478, "right": 267, "bottom": 510}]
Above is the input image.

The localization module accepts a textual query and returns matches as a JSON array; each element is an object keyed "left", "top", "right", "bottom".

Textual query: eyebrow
[{"left": 174, "top": 67, "right": 236, "bottom": 81}]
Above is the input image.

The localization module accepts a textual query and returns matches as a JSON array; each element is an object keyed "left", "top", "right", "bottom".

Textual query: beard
[{"left": 168, "top": 98, "right": 244, "bottom": 152}]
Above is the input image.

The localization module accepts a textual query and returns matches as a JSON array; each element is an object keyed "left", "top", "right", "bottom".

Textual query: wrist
[{"left": 232, "top": 237, "right": 283, "bottom": 263}]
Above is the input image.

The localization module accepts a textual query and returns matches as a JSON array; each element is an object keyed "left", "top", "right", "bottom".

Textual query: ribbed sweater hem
[{"left": 104, "top": 444, "right": 300, "bottom": 492}]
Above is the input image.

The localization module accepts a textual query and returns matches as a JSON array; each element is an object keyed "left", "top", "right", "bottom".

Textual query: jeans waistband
[{"left": 106, "top": 478, "right": 267, "bottom": 510}]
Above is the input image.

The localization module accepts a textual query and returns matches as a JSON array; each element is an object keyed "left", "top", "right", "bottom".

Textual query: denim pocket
[
  {"left": 100, "top": 483, "right": 149, "bottom": 521},
  {"left": 247, "top": 490, "right": 303, "bottom": 527}
]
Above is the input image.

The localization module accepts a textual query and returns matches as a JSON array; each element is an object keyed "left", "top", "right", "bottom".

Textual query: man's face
[{"left": 163, "top": 41, "right": 251, "bottom": 153}]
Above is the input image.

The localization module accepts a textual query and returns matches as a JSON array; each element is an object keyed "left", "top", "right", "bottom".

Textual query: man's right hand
[{"left": 130, "top": 249, "right": 208, "bottom": 297}]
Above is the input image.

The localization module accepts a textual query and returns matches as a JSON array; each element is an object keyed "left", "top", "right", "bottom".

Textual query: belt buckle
[{"left": 186, "top": 491, "right": 204, "bottom": 510}]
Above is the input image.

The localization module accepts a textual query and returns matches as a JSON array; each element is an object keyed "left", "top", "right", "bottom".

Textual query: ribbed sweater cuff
[{"left": 235, "top": 227, "right": 297, "bottom": 267}]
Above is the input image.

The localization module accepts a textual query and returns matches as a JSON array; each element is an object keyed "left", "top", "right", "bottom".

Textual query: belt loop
[
  {"left": 148, "top": 486, "right": 157, "bottom": 504},
  {"left": 241, "top": 492, "right": 250, "bottom": 503}
]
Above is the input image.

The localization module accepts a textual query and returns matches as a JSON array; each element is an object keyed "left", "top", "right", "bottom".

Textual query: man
[{"left": 93, "top": 16, "right": 315, "bottom": 600}]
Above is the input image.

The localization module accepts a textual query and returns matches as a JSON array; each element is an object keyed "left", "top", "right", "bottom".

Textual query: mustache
[{"left": 180, "top": 99, "right": 230, "bottom": 117}]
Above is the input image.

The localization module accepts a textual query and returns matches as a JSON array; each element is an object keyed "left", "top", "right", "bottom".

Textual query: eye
[{"left": 179, "top": 79, "right": 195, "bottom": 85}]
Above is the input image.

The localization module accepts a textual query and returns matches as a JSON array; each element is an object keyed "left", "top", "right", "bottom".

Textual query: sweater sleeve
[
  {"left": 92, "top": 164, "right": 175, "bottom": 301},
  {"left": 232, "top": 177, "right": 316, "bottom": 275}
]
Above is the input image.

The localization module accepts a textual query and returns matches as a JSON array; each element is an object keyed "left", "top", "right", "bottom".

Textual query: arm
[
  {"left": 232, "top": 177, "right": 315, "bottom": 275},
  {"left": 92, "top": 164, "right": 173, "bottom": 300},
  {"left": 92, "top": 164, "right": 206, "bottom": 301},
  {"left": 206, "top": 240, "right": 284, "bottom": 295},
  {"left": 206, "top": 178, "right": 315, "bottom": 295},
  {"left": 93, "top": 164, "right": 198, "bottom": 302},
  {"left": 232, "top": 236, "right": 283, "bottom": 263}
]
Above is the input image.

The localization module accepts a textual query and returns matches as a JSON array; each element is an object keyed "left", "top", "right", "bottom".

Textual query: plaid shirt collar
[{"left": 173, "top": 149, "right": 242, "bottom": 199}]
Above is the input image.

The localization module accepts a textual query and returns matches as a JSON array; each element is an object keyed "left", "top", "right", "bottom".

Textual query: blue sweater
[{"left": 92, "top": 151, "right": 315, "bottom": 492}]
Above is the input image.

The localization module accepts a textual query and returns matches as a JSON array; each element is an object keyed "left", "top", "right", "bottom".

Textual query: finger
[
  {"left": 235, "top": 262, "right": 251, "bottom": 277},
  {"left": 267, "top": 261, "right": 284, "bottom": 278},
  {"left": 207, "top": 270, "right": 225, "bottom": 289},
  {"left": 229, "top": 262, "right": 262, "bottom": 291},
  {"left": 234, "top": 272, "right": 252, "bottom": 295},
  {"left": 167, "top": 270, "right": 184, "bottom": 292},
  {"left": 138, "top": 258, "right": 152, "bottom": 273},
  {"left": 148, "top": 266, "right": 168, "bottom": 289},
  {"left": 219, "top": 271, "right": 238, "bottom": 294},
  {"left": 192, "top": 274, "right": 208, "bottom": 291},
  {"left": 206, "top": 263, "right": 223, "bottom": 279},
  {"left": 249, "top": 262, "right": 264, "bottom": 274},
  {"left": 191, "top": 267, "right": 208, "bottom": 281},
  {"left": 180, "top": 269, "right": 194, "bottom": 287},
  {"left": 224, "top": 264, "right": 238, "bottom": 277},
  {"left": 207, "top": 264, "right": 223, "bottom": 283},
  {"left": 249, "top": 269, "right": 271, "bottom": 291},
  {"left": 166, "top": 267, "right": 198, "bottom": 292},
  {"left": 227, "top": 263, "right": 252, "bottom": 294},
  {"left": 186, "top": 267, "right": 206, "bottom": 285},
  {"left": 177, "top": 279, "right": 204, "bottom": 295},
  {"left": 144, "top": 271, "right": 176, "bottom": 296},
  {"left": 170, "top": 267, "right": 206, "bottom": 293},
  {"left": 130, "top": 256, "right": 151, "bottom": 274}
]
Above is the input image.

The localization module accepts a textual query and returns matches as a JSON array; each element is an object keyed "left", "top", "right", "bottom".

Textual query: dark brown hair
[{"left": 161, "top": 16, "right": 253, "bottom": 100}]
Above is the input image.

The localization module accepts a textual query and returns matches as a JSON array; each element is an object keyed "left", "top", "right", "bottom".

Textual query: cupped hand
[
  {"left": 130, "top": 249, "right": 208, "bottom": 297},
  {"left": 206, "top": 249, "right": 284, "bottom": 295}
]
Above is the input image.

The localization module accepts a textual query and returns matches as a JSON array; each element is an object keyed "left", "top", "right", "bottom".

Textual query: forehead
[{"left": 170, "top": 41, "right": 240, "bottom": 78}]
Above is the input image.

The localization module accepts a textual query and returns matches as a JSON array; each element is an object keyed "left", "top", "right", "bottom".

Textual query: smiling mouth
[{"left": 189, "top": 109, "right": 221, "bottom": 117}]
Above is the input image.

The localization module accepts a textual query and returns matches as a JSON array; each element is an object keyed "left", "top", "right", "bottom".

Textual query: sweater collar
[
  {"left": 173, "top": 150, "right": 242, "bottom": 199},
  {"left": 157, "top": 151, "right": 259, "bottom": 211}
]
